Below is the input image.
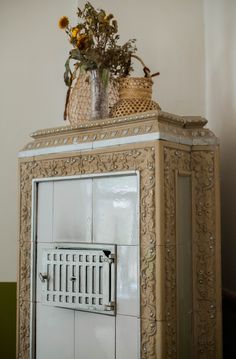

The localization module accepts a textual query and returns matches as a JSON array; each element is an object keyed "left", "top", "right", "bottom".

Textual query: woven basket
[
  {"left": 110, "top": 55, "right": 161, "bottom": 118},
  {"left": 67, "top": 74, "right": 119, "bottom": 125}
]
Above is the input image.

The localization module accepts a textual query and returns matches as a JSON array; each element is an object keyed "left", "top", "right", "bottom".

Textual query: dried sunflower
[
  {"left": 77, "top": 34, "right": 89, "bottom": 50},
  {"left": 58, "top": 16, "right": 69, "bottom": 29},
  {"left": 71, "top": 27, "right": 80, "bottom": 38},
  {"left": 59, "top": 2, "right": 137, "bottom": 121},
  {"left": 104, "top": 14, "right": 114, "bottom": 22}
]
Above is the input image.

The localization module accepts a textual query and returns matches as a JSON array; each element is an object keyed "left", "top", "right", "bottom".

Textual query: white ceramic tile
[
  {"left": 93, "top": 175, "right": 139, "bottom": 245},
  {"left": 37, "top": 182, "right": 53, "bottom": 242},
  {"left": 18, "top": 142, "right": 93, "bottom": 158},
  {"left": 75, "top": 311, "right": 115, "bottom": 359},
  {"left": 92, "top": 132, "right": 161, "bottom": 149},
  {"left": 36, "top": 243, "right": 44, "bottom": 303},
  {"left": 36, "top": 303, "right": 74, "bottom": 359},
  {"left": 53, "top": 178, "right": 92, "bottom": 242},
  {"left": 116, "top": 315, "right": 140, "bottom": 359},
  {"left": 117, "top": 246, "right": 139, "bottom": 316}
]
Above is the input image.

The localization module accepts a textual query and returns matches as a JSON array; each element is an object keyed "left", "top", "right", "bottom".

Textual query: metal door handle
[{"left": 39, "top": 272, "right": 48, "bottom": 283}]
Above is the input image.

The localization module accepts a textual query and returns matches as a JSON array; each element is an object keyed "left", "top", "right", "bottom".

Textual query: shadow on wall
[
  {"left": 218, "top": 2, "right": 236, "bottom": 294},
  {"left": 205, "top": 0, "right": 236, "bottom": 294},
  {"left": 204, "top": 3, "right": 236, "bottom": 354},
  {"left": 221, "top": 131, "right": 236, "bottom": 292}
]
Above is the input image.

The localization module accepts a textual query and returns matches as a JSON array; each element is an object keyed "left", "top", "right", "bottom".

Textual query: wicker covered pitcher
[
  {"left": 67, "top": 74, "right": 119, "bottom": 125},
  {"left": 110, "top": 55, "right": 161, "bottom": 117}
]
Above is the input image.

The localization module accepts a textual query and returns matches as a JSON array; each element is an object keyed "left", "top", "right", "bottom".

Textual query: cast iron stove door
[{"left": 39, "top": 244, "right": 116, "bottom": 315}]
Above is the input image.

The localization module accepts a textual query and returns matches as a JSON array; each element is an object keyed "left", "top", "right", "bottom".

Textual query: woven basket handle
[{"left": 131, "top": 54, "right": 160, "bottom": 78}]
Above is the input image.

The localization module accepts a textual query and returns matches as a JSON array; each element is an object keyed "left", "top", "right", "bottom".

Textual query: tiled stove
[{"left": 17, "top": 111, "right": 222, "bottom": 358}]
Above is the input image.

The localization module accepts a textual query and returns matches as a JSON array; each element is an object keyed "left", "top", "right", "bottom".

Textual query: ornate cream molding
[
  {"left": 20, "top": 111, "right": 216, "bottom": 154},
  {"left": 191, "top": 150, "right": 219, "bottom": 358},
  {"left": 30, "top": 110, "right": 207, "bottom": 138},
  {"left": 163, "top": 145, "right": 220, "bottom": 358},
  {"left": 163, "top": 147, "right": 191, "bottom": 358},
  {"left": 18, "top": 146, "right": 157, "bottom": 358}
]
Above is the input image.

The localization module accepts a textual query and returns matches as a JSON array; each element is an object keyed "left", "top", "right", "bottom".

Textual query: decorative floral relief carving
[
  {"left": 140, "top": 245, "right": 156, "bottom": 320},
  {"left": 18, "top": 299, "right": 30, "bottom": 359},
  {"left": 163, "top": 147, "right": 219, "bottom": 358},
  {"left": 19, "top": 241, "right": 31, "bottom": 303},
  {"left": 18, "top": 147, "right": 157, "bottom": 358},
  {"left": 18, "top": 144, "right": 220, "bottom": 359},
  {"left": 163, "top": 147, "right": 191, "bottom": 358},
  {"left": 164, "top": 149, "right": 191, "bottom": 246},
  {"left": 191, "top": 151, "right": 218, "bottom": 358},
  {"left": 141, "top": 319, "right": 157, "bottom": 359}
]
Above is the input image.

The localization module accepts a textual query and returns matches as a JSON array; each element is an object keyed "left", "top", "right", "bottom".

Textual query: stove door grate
[{"left": 38, "top": 244, "right": 116, "bottom": 315}]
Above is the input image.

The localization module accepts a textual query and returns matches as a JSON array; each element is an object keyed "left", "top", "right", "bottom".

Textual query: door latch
[{"left": 39, "top": 272, "right": 48, "bottom": 283}]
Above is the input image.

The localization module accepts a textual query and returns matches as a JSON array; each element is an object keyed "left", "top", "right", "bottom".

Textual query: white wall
[
  {"left": 0, "top": 0, "right": 75, "bottom": 281},
  {"left": 204, "top": 0, "right": 236, "bottom": 293},
  {"left": 88, "top": 0, "right": 205, "bottom": 115},
  {"left": 0, "top": 0, "right": 205, "bottom": 281}
]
